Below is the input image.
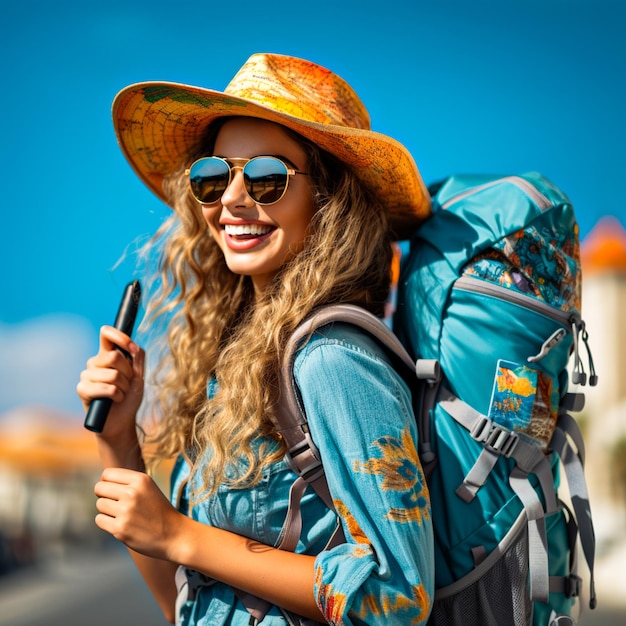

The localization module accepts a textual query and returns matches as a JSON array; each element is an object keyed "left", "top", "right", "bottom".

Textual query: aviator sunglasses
[{"left": 186, "top": 156, "right": 309, "bottom": 206}]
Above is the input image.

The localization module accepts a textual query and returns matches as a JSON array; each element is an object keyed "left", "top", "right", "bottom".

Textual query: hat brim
[{"left": 113, "top": 82, "right": 431, "bottom": 238}]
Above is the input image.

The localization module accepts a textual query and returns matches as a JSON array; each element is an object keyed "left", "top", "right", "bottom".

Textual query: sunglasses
[{"left": 186, "top": 156, "right": 309, "bottom": 206}]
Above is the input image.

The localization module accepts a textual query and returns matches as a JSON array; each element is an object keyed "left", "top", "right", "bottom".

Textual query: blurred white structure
[
  {"left": 578, "top": 217, "right": 626, "bottom": 536},
  {"left": 576, "top": 217, "right": 626, "bottom": 610}
]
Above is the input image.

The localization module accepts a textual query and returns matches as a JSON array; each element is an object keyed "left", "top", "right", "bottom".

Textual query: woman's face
[{"left": 201, "top": 117, "right": 316, "bottom": 294}]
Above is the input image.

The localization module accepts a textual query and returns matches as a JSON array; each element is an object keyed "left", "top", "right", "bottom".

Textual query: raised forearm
[{"left": 172, "top": 516, "right": 323, "bottom": 622}]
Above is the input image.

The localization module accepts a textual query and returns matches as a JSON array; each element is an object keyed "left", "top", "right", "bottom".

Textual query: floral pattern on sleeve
[
  {"left": 295, "top": 324, "right": 434, "bottom": 626},
  {"left": 354, "top": 428, "right": 430, "bottom": 525}
]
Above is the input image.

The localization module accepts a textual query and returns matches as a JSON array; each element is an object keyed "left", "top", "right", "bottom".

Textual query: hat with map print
[{"left": 112, "top": 53, "right": 431, "bottom": 237}]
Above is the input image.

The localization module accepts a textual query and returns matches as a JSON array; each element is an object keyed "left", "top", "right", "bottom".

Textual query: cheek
[
  {"left": 202, "top": 206, "right": 220, "bottom": 230},
  {"left": 294, "top": 203, "right": 317, "bottom": 240}
]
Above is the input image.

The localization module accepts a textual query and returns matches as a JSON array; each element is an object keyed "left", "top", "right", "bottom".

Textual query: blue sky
[{"left": 1, "top": 0, "right": 625, "bottom": 416}]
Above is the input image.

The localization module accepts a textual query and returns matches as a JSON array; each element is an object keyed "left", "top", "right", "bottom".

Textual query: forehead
[{"left": 213, "top": 117, "right": 308, "bottom": 163}]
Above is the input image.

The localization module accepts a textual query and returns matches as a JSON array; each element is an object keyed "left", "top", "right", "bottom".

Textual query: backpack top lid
[{"left": 396, "top": 172, "right": 581, "bottom": 365}]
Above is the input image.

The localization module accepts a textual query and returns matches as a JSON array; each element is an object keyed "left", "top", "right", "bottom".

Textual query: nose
[{"left": 220, "top": 167, "right": 252, "bottom": 207}]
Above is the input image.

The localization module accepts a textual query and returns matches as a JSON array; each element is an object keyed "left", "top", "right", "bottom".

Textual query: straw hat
[{"left": 113, "top": 53, "right": 431, "bottom": 237}]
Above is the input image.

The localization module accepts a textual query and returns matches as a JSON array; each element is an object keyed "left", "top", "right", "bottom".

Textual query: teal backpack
[
  {"left": 393, "top": 172, "right": 597, "bottom": 625},
  {"left": 273, "top": 172, "right": 597, "bottom": 626}
]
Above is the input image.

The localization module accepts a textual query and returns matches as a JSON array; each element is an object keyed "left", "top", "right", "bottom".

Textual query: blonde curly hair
[{"left": 140, "top": 119, "right": 394, "bottom": 500}]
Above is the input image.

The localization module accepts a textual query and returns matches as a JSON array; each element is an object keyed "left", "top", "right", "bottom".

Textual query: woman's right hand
[{"left": 76, "top": 325, "right": 145, "bottom": 441}]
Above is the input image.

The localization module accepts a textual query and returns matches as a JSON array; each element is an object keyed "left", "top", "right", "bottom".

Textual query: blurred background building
[
  {"left": 0, "top": 408, "right": 101, "bottom": 574},
  {"left": 576, "top": 216, "right": 626, "bottom": 609}
]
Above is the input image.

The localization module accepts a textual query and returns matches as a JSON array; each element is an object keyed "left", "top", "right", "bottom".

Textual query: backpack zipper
[
  {"left": 441, "top": 176, "right": 553, "bottom": 212},
  {"left": 455, "top": 275, "right": 573, "bottom": 327},
  {"left": 455, "top": 275, "right": 571, "bottom": 369},
  {"left": 454, "top": 275, "right": 596, "bottom": 385}
]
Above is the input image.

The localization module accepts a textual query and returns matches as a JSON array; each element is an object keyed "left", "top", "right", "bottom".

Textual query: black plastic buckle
[{"left": 564, "top": 574, "right": 582, "bottom": 598}]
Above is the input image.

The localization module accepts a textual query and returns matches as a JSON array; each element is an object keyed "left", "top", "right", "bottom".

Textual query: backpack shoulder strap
[{"left": 272, "top": 304, "right": 416, "bottom": 507}]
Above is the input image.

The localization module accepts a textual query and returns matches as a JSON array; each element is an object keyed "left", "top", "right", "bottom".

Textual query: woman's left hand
[{"left": 94, "top": 467, "right": 184, "bottom": 560}]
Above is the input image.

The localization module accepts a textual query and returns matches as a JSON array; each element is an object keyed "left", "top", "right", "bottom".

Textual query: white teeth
[{"left": 224, "top": 224, "right": 272, "bottom": 236}]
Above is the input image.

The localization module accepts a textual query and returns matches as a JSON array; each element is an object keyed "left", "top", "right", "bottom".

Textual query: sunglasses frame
[{"left": 185, "top": 156, "right": 309, "bottom": 206}]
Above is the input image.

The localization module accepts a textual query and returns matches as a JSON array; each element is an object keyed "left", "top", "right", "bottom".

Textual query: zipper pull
[
  {"left": 571, "top": 318, "right": 587, "bottom": 386},
  {"left": 581, "top": 326, "right": 598, "bottom": 386},
  {"left": 528, "top": 328, "right": 568, "bottom": 363}
]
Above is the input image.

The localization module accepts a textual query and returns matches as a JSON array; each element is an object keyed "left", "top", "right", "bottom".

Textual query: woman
[{"left": 77, "top": 53, "right": 434, "bottom": 626}]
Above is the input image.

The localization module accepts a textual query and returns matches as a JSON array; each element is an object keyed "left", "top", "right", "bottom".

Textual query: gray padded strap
[
  {"left": 268, "top": 304, "right": 408, "bottom": 624},
  {"left": 274, "top": 304, "right": 415, "bottom": 461},
  {"left": 414, "top": 359, "right": 442, "bottom": 477},
  {"left": 273, "top": 304, "right": 415, "bottom": 535},
  {"left": 276, "top": 476, "right": 310, "bottom": 552}
]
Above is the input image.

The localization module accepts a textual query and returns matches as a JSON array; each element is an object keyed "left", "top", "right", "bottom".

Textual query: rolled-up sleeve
[{"left": 294, "top": 325, "right": 434, "bottom": 625}]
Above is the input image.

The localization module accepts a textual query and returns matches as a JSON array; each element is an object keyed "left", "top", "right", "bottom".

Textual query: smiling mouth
[{"left": 224, "top": 223, "right": 274, "bottom": 238}]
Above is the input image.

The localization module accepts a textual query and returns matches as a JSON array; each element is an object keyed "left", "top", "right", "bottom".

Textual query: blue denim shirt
[{"left": 171, "top": 322, "right": 434, "bottom": 625}]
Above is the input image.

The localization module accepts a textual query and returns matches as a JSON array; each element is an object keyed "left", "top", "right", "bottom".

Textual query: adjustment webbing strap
[
  {"left": 557, "top": 410, "right": 586, "bottom": 466},
  {"left": 233, "top": 590, "right": 275, "bottom": 624},
  {"left": 439, "top": 387, "right": 557, "bottom": 511},
  {"left": 509, "top": 467, "right": 549, "bottom": 603},
  {"left": 414, "top": 359, "right": 441, "bottom": 477},
  {"left": 551, "top": 421, "right": 597, "bottom": 609},
  {"left": 174, "top": 565, "right": 275, "bottom": 625},
  {"left": 455, "top": 447, "right": 500, "bottom": 502},
  {"left": 175, "top": 566, "right": 217, "bottom": 625}
]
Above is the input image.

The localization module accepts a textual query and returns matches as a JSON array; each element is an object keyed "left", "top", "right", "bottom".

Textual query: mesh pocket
[{"left": 429, "top": 514, "right": 533, "bottom": 626}]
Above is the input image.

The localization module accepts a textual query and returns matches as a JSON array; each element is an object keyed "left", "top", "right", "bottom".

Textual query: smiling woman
[
  {"left": 198, "top": 118, "right": 317, "bottom": 293},
  {"left": 76, "top": 53, "right": 434, "bottom": 626}
]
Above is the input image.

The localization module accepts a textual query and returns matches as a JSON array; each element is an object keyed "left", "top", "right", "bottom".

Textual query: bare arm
[
  {"left": 77, "top": 325, "right": 181, "bottom": 621},
  {"left": 94, "top": 467, "right": 322, "bottom": 621},
  {"left": 78, "top": 326, "right": 324, "bottom": 623}
]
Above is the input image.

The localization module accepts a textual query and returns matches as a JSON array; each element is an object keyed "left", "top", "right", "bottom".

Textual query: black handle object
[{"left": 84, "top": 280, "right": 142, "bottom": 433}]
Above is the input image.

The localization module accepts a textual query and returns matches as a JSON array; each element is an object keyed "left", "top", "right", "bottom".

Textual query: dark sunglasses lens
[
  {"left": 189, "top": 158, "right": 230, "bottom": 203},
  {"left": 244, "top": 158, "right": 289, "bottom": 204}
]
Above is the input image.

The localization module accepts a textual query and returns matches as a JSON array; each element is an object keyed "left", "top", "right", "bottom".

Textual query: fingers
[
  {"left": 100, "top": 466, "right": 144, "bottom": 485},
  {"left": 76, "top": 369, "right": 130, "bottom": 409},
  {"left": 79, "top": 362, "right": 131, "bottom": 399},
  {"left": 76, "top": 326, "right": 145, "bottom": 409},
  {"left": 94, "top": 468, "right": 143, "bottom": 518},
  {"left": 93, "top": 469, "right": 159, "bottom": 548},
  {"left": 129, "top": 345, "right": 146, "bottom": 389},
  {"left": 99, "top": 324, "right": 140, "bottom": 357}
]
